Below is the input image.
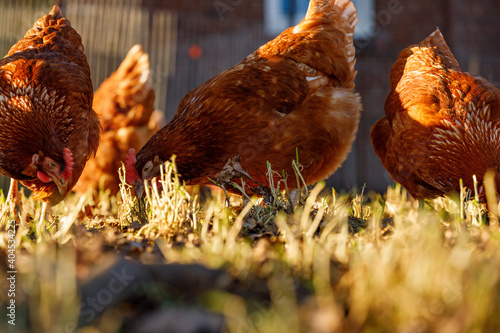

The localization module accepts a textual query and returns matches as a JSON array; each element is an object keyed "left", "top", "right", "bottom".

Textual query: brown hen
[
  {"left": 126, "top": 0, "right": 362, "bottom": 198},
  {"left": 371, "top": 29, "right": 500, "bottom": 199},
  {"left": 0, "top": 6, "right": 100, "bottom": 214},
  {"left": 73, "top": 45, "right": 162, "bottom": 196}
]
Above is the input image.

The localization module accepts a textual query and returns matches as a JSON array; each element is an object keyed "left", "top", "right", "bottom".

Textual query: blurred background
[{"left": 0, "top": 0, "right": 499, "bottom": 194}]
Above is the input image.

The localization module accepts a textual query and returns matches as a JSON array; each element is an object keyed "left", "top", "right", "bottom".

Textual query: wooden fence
[
  {"left": 0, "top": 0, "right": 178, "bottom": 194},
  {"left": 64, "top": 0, "right": 177, "bottom": 113}
]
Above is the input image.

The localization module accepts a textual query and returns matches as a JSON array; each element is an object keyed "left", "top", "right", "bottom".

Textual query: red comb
[
  {"left": 125, "top": 148, "right": 140, "bottom": 184},
  {"left": 62, "top": 147, "right": 74, "bottom": 180}
]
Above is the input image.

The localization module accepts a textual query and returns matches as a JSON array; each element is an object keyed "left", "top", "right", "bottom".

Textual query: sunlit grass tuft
[
  {"left": 1, "top": 163, "right": 500, "bottom": 332},
  {"left": 118, "top": 157, "right": 199, "bottom": 240}
]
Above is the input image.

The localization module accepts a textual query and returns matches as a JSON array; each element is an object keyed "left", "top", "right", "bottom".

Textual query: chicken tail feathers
[
  {"left": 389, "top": 28, "right": 461, "bottom": 87},
  {"left": 289, "top": 0, "right": 358, "bottom": 89},
  {"left": 419, "top": 28, "right": 447, "bottom": 48},
  {"left": 25, "top": 6, "right": 64, "bottom": 38},
  {"left": 305, "top": 0, "right": 358, "bottom": 31},
  {"left": 93, "top": 44, "right": 155, "bottom": 130},
  {"left": 106, "top": 44, "right": 153, "bottom": 118},
  {"left": 115, "top": 45, "right": 152, "bottom": 93},
  {"left": 419, "top": 28, "right": 460, "bottom": 69},
  {"left": 48, "top": 5, "right": 64, "bottom": 20},
  {"left": 333, "top": 0, "right": 359, "bottom": 77},
  {"left": 19, "top": 5, "right": 85, "bottom": 55}
]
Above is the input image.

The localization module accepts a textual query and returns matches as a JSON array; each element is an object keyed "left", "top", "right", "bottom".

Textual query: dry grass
[{"left": 1, "top": 161, "right": 500, "bottom": 332}]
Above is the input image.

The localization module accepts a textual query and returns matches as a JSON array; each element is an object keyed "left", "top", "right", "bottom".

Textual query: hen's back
[{"left": 371, "top": 29, "right": 500, "bottom": 199}]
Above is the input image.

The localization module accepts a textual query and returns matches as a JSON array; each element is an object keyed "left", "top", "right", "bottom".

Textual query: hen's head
[
  {"left": 125, "top": 148, "right": 163, "bottom": 199},
  {"left": 23, "top": 147, "right": 74, "bottom": 195},
  {"left": 20, "top": 147, "right": 75, "bottom": 205}
]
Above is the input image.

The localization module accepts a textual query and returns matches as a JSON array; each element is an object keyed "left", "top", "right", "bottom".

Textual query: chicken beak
[
  {"left": 134, "top": 179, "right": 145, "bottom": 200},
  {"left": 52, "top": 177, "right": 68, "bottom": 195}
]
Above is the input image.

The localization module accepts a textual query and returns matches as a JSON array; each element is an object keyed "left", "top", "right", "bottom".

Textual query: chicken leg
[
  {"left": 6, "top": 179, "right": 22, "bottom": 221},
  {"left": 215, "top": 155, "right": 258, "bottom": 206},
  {"left": 40, "top": 202, "right": 51, "bottom": 222}
]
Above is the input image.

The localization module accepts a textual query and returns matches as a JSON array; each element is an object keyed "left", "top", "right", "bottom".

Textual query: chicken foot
[{"left": 215, "top": 155, "right": 256, "bottom": 206}]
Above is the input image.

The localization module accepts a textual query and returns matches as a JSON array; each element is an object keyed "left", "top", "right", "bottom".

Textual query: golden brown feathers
[{"left": 371, "top": 29, "right": 500, "bottom": 199}]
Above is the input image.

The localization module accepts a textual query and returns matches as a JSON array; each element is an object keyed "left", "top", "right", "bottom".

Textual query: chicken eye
[
  {"left": 143, "top": 163, "right": 152, "bottom": 173},
  {"left": 49, "top": 161, "right": 57, "bottom": 168}
]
